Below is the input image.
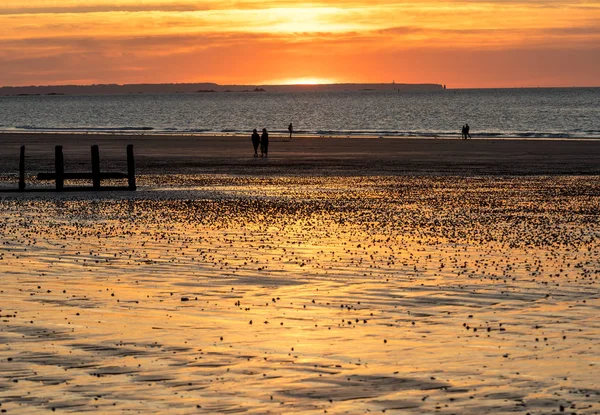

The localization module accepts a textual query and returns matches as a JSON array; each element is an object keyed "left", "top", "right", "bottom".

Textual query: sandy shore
[
  {"left": 0, "top": 133, "right": 599, "bottom": 414},
  {"left": 1, "top": 133, "right": 600, "bottom": 181}
]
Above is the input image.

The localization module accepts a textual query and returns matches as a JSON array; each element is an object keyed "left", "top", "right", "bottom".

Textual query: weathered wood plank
[
  {"left": 1, "top": 186, "right": 132, "bottom": 193},
  {"left": 19, "top": 146, "right": 25, "bottom": 191},
  {"left": 127, "top": 144, "right": 136, "bottom": 191},
  {"left": 37, "top": 172, "right": 129, "bottom": 180},
  {"left": 91, "top": 145, "right": 101, "bottom": 190},
  {"left": 55, "top": 145, "right": 64, "bottom": 191}
]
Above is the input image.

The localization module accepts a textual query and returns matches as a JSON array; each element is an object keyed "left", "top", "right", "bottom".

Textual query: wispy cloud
[{"left": 0, "top": 0, "right": 598, "bottom": 86}]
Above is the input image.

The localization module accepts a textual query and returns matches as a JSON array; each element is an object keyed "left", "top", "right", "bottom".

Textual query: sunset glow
[
  {"left": 1, "top": 0, "right": 599, "bottom": 87},
  {"left": 273, "top": 77, "right": 335, "bottom": 85}
]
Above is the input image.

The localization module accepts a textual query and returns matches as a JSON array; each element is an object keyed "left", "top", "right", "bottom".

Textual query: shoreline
[{"left": 2, "top": 130, "right": 599, "bottom": 141}]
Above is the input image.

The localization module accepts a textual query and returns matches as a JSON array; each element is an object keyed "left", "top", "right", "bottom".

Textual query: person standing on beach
[
  {"left": 261, "top": 128, "right": 269, "bottom": 157},
  {"left": 288, "top": 123, "right": 293, "bottom": 140},
  {"left": 465, "top": 123, "right": 471, "bottom": 139},
  {"left": 461, "top": 125, "right": 467, "bottom": 139},
  {"left": 251, "top": 129, "right": 260, "bottom": 157}
]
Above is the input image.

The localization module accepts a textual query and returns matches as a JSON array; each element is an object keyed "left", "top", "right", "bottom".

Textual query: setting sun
[{"left": 271, "top": 77, "right": 336, "bottom": 85}]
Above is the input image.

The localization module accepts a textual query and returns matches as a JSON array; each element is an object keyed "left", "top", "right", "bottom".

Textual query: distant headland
[{"left": 0, "top": 82, "right": 446, "bottom": 96}]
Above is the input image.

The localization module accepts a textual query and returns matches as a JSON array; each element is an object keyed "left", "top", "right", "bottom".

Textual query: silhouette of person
[
  {"left": 288, "top": 123, "right": 293, "bottom": 139},
  {"left": 261, "top": 128, "right": 269, "bottom": 157},
  {"left": 251, "top": 128, "right": 260, "bottom": 157},
  {"left": 461, "top": 125, "right": 466, "bottom": 139},
  {"left": 465, "top": 123, "right": 471, "bottom": 139}
]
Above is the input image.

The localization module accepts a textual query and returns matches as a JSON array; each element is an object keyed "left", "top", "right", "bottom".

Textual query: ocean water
[{"left": 0, "top": 88, "right": 598, "bottom": 138}]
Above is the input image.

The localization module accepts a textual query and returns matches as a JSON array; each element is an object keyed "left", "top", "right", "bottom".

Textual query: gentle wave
[
  {"left": 4, "top": 125, "right": 599, "bottom": 139},
  {"left": 308, "top": 129, "right": 599, "bottom": 139},
  {"left": 15, "top": 125, "right": 155, "bottom": 132}
]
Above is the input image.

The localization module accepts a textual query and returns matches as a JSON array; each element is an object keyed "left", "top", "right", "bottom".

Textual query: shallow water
[
  {"left": 0, "top": 176, "right": 599, "bottom": 414},
  {"left": 1, "top": 88, "right": 599, "bottom": 138}
]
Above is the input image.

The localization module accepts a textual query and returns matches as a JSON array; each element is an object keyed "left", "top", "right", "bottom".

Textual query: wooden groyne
[{"left": 1, "top": 144, "right": 136, "bottom": 192}]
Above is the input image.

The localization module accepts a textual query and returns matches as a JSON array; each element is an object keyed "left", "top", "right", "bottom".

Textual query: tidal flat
[{"left": 0, "top": 175, "right": 599, "bottom": 414}]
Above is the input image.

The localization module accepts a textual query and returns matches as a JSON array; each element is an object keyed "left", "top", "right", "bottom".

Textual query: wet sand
[
  {"left": 1, "top": 132, "right": 600, "bottom": 179},
  {"left": 0, "top": 134, "right": 599, "bottom": 414}
]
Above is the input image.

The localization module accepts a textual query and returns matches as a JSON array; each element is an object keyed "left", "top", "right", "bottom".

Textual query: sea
[{"left": 1, "top": 87, "right": 598, "bottom": 138}]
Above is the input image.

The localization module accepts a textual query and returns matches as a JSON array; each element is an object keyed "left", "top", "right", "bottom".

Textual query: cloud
[
  {"left": 543, "top": 23, "right": 600, "bottom": 35},
  {"left": 0, "top": 0, "right": 598, "bottom": 86}
]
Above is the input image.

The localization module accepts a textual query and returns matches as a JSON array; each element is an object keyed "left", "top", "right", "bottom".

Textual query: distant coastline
[{"left": 0, "top": 82, "right": 445, "bottom": 96}]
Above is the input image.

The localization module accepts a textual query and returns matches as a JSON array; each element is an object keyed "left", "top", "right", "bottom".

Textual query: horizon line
[{"left": 1, "top": 81, "right": 599, "bottom": 90}]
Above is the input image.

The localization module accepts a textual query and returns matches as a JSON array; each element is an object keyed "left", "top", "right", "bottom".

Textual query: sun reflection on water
[{"left": 0, "top": 175, "right": 598, "bottom": 413}]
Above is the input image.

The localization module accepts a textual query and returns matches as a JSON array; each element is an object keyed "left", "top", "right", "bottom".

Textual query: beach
[
  {"left": 1, "top": 133, "right": 599, "bottom": 414},
  {"left": 1, "top": 133, "right": 600, "bottom": 179}
]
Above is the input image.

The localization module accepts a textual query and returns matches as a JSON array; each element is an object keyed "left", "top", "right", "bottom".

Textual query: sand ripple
[{"left": 0, "top": 175, "right": 599, "bottom": 414}]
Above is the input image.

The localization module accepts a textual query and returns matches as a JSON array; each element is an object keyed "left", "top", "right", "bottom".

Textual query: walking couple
[
  {"left": 461, "top": 123, "right": 471, "bottom": 139},
  {"left": 251, "top": 128, "right": 269, "bottom": 157}
]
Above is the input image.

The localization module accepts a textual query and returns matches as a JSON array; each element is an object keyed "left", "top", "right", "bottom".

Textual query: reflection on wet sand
[{"left": 0, "top": 175, "right": 599, "bottom": 414}]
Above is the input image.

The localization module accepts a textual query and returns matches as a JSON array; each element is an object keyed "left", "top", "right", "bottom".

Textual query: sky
[{"left": 1, "top": 0, "right": 599, "bottom": 88}]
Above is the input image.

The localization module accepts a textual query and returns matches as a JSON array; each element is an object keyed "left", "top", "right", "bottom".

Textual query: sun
[{"left": 271, "top": 77, "right": 335, "bottom": 85}]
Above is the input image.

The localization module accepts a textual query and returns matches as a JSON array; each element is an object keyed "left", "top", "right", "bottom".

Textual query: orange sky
[{"left": 1, "top": 0, "right": 599, "bottom": 87}]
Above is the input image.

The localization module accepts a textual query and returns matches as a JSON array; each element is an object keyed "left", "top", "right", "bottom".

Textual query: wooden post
[
  {"left": 55, "top": 145, "right": 64, "bottom": 191},
  {"left": 91, "top": 145, "right": 101, "bottom": 190},
  {"left": 19, "top": 146, "right": 25, "bottom": 191},
  {"left": 127, "top": 144, "right": 136, "bottom": 191}
]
